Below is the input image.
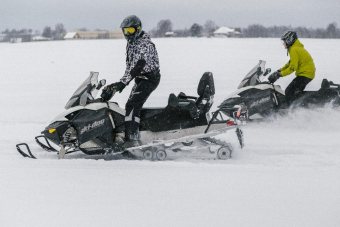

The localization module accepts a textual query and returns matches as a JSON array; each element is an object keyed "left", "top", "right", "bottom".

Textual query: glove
[
  {"left": 100, "top": 82, "right": 126, "bottom": 101},
  {"left": 112, "top": 82, "right": 126, "bottom": 93},
  {"left": 268, "top": 71, "right": 282, "bottom": 84},
  {"left": 101, "top": 84, "right": 115, "bottom": 101}
]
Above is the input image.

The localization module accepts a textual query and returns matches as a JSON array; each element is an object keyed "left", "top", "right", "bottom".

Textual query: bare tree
[
  {"left": 42, "top": 26, "right": 52, "bottom": 38},
  {"left": 52, "top": 23, "right": 66, "bottom": 40},
  {"left": 190, "top": 23, "right": 203, "bottom": 37},
  {"left": 174, "top": 28, "right": 190, "bottom": 37},
  {"left": 35, "top": 30, "right": 41, "bottom": 36},
  {"left": 326, "top": 22, "right": 338, "bottom": 38},
  {"left": 242, "top": 24, "right": 267, "bottom": 37},
  {"left": 204, "top": 20, "right": 218, "bottom": 37},
  {"left": 150, "top": 20, "right": 173, "bottom": 37}
]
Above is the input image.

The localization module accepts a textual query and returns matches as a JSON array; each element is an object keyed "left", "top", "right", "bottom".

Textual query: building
[
  {"left": 0, "top": 34, "right": 7, "bottom": 42},
  {"left": 213, "top": 27, "right": 241, "bottom": 38},
  {"left": 10, "top": 38, "right": 22, "bottom": 43},
  {"left": 32, "top": 36, "right": 51, "bottom": 41},
  {"left": 165, "top": 31, "right": 176, "bottom": 37},
  {"left": 63, "top": 29, "right": 124, "bottom": 40},
  {"left": 64, "top": 32, "right": 81, "bottom": 40},
  {"left": 2, "top": 33, "right": 31, "bottom": 42}
]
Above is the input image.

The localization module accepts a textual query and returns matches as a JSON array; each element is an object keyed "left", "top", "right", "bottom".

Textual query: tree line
[
  {"left": 149, "top": 19, "right": 221, "bottom": 37},
  {"left": 2, "top": 21, "right": 340, "bottom": 41},
  {"left": 242, "top": 23, "right": 340, "bottom": 38},
  {"left": 149, "top": 20, "right": 340, "bottom": 39},
  {"left": 1, "top": 23, "right": 66, "bottom": 42},
  {"left": 0, "top": 24, "right": 121, "bottom": 42}
]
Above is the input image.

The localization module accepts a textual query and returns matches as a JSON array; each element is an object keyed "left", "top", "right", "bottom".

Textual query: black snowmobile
[
  {"left": 219, "top": 60, "right": 340, "bottom": 121},
  {"left": 16, "top": 72, "right": 244, "bottom": 160}
]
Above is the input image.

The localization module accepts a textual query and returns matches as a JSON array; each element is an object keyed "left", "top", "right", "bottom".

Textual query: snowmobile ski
[
  {"left": 16, "top": 143, "right": 36, "bottom": 159},
  {"left": 35, "top": 135, "right": 58, "bottom": 152}
]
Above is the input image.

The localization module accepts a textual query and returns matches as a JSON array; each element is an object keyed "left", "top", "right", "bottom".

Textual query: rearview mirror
[
  {"left": 263, "top": 68, "right": 271, "bottom": 76},
  {"left": 96, "top": 79, "right": 106, "bottom": 90}
]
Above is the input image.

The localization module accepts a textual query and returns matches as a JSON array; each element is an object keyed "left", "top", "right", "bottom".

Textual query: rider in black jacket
[{"left": 102, "top": 15, "right": 161, "bottom": 148}]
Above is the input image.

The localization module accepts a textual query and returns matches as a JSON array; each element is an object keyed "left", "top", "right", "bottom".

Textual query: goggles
[{"left": 122, "top": 26, "right": 141, "bottom": 35}]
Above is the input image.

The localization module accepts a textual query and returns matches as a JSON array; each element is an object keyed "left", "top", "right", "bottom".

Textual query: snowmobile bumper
[{"left": 35, "top": 135, "right": 58, "bottom": 152}]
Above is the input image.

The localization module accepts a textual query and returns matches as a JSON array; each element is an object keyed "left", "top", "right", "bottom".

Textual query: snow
[{"left": 1, "top": 38, "right": 340, "bottom": 227}]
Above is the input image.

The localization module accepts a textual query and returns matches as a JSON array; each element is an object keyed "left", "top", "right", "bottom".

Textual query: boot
[
  {"left": 123, "top": 121, "right": 141, "bottom": 149},
  {"left": 122, "top": 139, "right": 141, "bottom": 149}
]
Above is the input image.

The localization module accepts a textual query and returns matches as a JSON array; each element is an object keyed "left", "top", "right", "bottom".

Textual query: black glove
[
  {"left": 101, "top": 84, "right": 115, "bottom": 101},
  {"left": 112, "top": 82, "right": 126, "bottom": 93},
  {"left": 268, "top": 71, "right": 282, "bottom": 84},
  {"left": 100, "top": 82, "right": 126, "bottom": 101}
]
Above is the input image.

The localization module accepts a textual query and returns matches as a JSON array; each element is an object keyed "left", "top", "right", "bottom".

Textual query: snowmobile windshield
[
  {"left": 64, "top": 72, "right": 99, "bottom": 109},
  {"left": 237, "top": 60, "right": 266, "bottom": 89}
]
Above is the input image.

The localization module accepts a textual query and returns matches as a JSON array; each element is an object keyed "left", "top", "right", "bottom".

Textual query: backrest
[
  {"left": 168, "top": 93, "right": 179, "bottom": 107},
  {"left": 321, "top": 79, "right": 330, "bottom": 89},
  {"left": 197, "top": 72, "right": 215, "bottom": 97},
  {"left": 196, "top": 72, "right": 215, "bottom": 113}
]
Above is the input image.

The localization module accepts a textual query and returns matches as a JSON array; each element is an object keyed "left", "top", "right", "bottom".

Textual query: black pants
[
  {"left": 125, "top": 72, "right": 160, "bottom": 140},
  {"left": 285, "top": 76, "right": 312, "bottom": 105}
]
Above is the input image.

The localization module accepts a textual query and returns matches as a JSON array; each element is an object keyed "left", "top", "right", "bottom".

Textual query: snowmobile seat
[
  {"left": 317, "top": 79, "right": 339, "bottom": 98},
  {"left": 168, "top": 93, "right": 179, "bottom": 107},
  {"left": 140, "top": 94, "right": 180, "bottom": 126},
  {"left": 175, "top": 72, "right": 215, "bottom": 118},
  {"left": 178, "top": 100, "right": 199, "bottom": 119},
  {"left": 140, "top": 108, "right": 165, "bottom": 119},
  {"left": 321, "top": 79, "right": 330, "bottom": 89},
  {"left": 169, "top": 93, "right": 198, "bottom": 119},
  {"left": 316, "top": 88, "right": 339, "bottom": 100},
  {"left": 140, "top": 94, "right": 179, "bottom": 119},
  {"left": 169, "top": 93, "right": 197, "bottom": 119},
  {"left": 176, "top": 72, "right": 215, "bottom": 104}
]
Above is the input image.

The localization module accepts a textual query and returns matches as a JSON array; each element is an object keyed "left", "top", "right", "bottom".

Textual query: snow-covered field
[{"left": 1, "top": 38, "right": 340, "bottom": 227}]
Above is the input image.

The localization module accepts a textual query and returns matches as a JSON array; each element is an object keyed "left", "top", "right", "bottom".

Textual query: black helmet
[
  {"left": 120, "top": 15, "right": 143, "bottom": 43},
  {"left": 281, "top": 31, "right": 298, "bottom": 48}
]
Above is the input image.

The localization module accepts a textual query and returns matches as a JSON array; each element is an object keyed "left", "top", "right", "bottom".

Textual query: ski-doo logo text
[
  {"left": 80, "top": 119, "right": 105, "bottom": 134},
  {"left": 250, "top": 97, "right": 270, "bottom": 108}
]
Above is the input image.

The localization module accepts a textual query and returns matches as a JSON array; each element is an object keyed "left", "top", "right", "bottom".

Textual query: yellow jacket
[{"left": 280, "top": 39, "right": 316, "bottom": 79}]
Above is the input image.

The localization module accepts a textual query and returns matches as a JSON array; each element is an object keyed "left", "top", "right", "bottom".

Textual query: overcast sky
[{"left": 1, "top": 0, "right": 340, "bottom": 32}]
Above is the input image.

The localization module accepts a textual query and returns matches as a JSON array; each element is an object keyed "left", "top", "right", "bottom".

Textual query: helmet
[
  {"left": 281, "top": 31, "right": 298, "bottom": 48},
  {"left": 120, "top": 15, "right": 143, "bottom": 43}
]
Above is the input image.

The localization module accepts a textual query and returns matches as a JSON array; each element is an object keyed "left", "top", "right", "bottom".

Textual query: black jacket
[{"left": 120, "top": 32, "right": 160, "bottom": 85}]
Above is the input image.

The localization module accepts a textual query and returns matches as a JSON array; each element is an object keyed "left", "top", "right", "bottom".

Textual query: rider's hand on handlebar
[
  {"left": 268, "top": 71, "right": 282, "bottom": 84},
  {"left": 112, "top": 82, "right": 126, "bottom": 93},
  {"left": 100, "top": 82, "right": 126, "bottom": 101}
]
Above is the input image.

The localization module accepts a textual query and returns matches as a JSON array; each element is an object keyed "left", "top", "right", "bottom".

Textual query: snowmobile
[
  {"left": 219, "top": 60, "right": 340, "bottom": 121},
  {"left": 16, "top": 72, "right": 244, "bottom": 160}
]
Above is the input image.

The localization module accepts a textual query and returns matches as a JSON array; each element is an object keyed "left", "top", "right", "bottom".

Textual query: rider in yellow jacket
[{"left": 268, "top": 31, "right": 316, "bottom": 105}]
